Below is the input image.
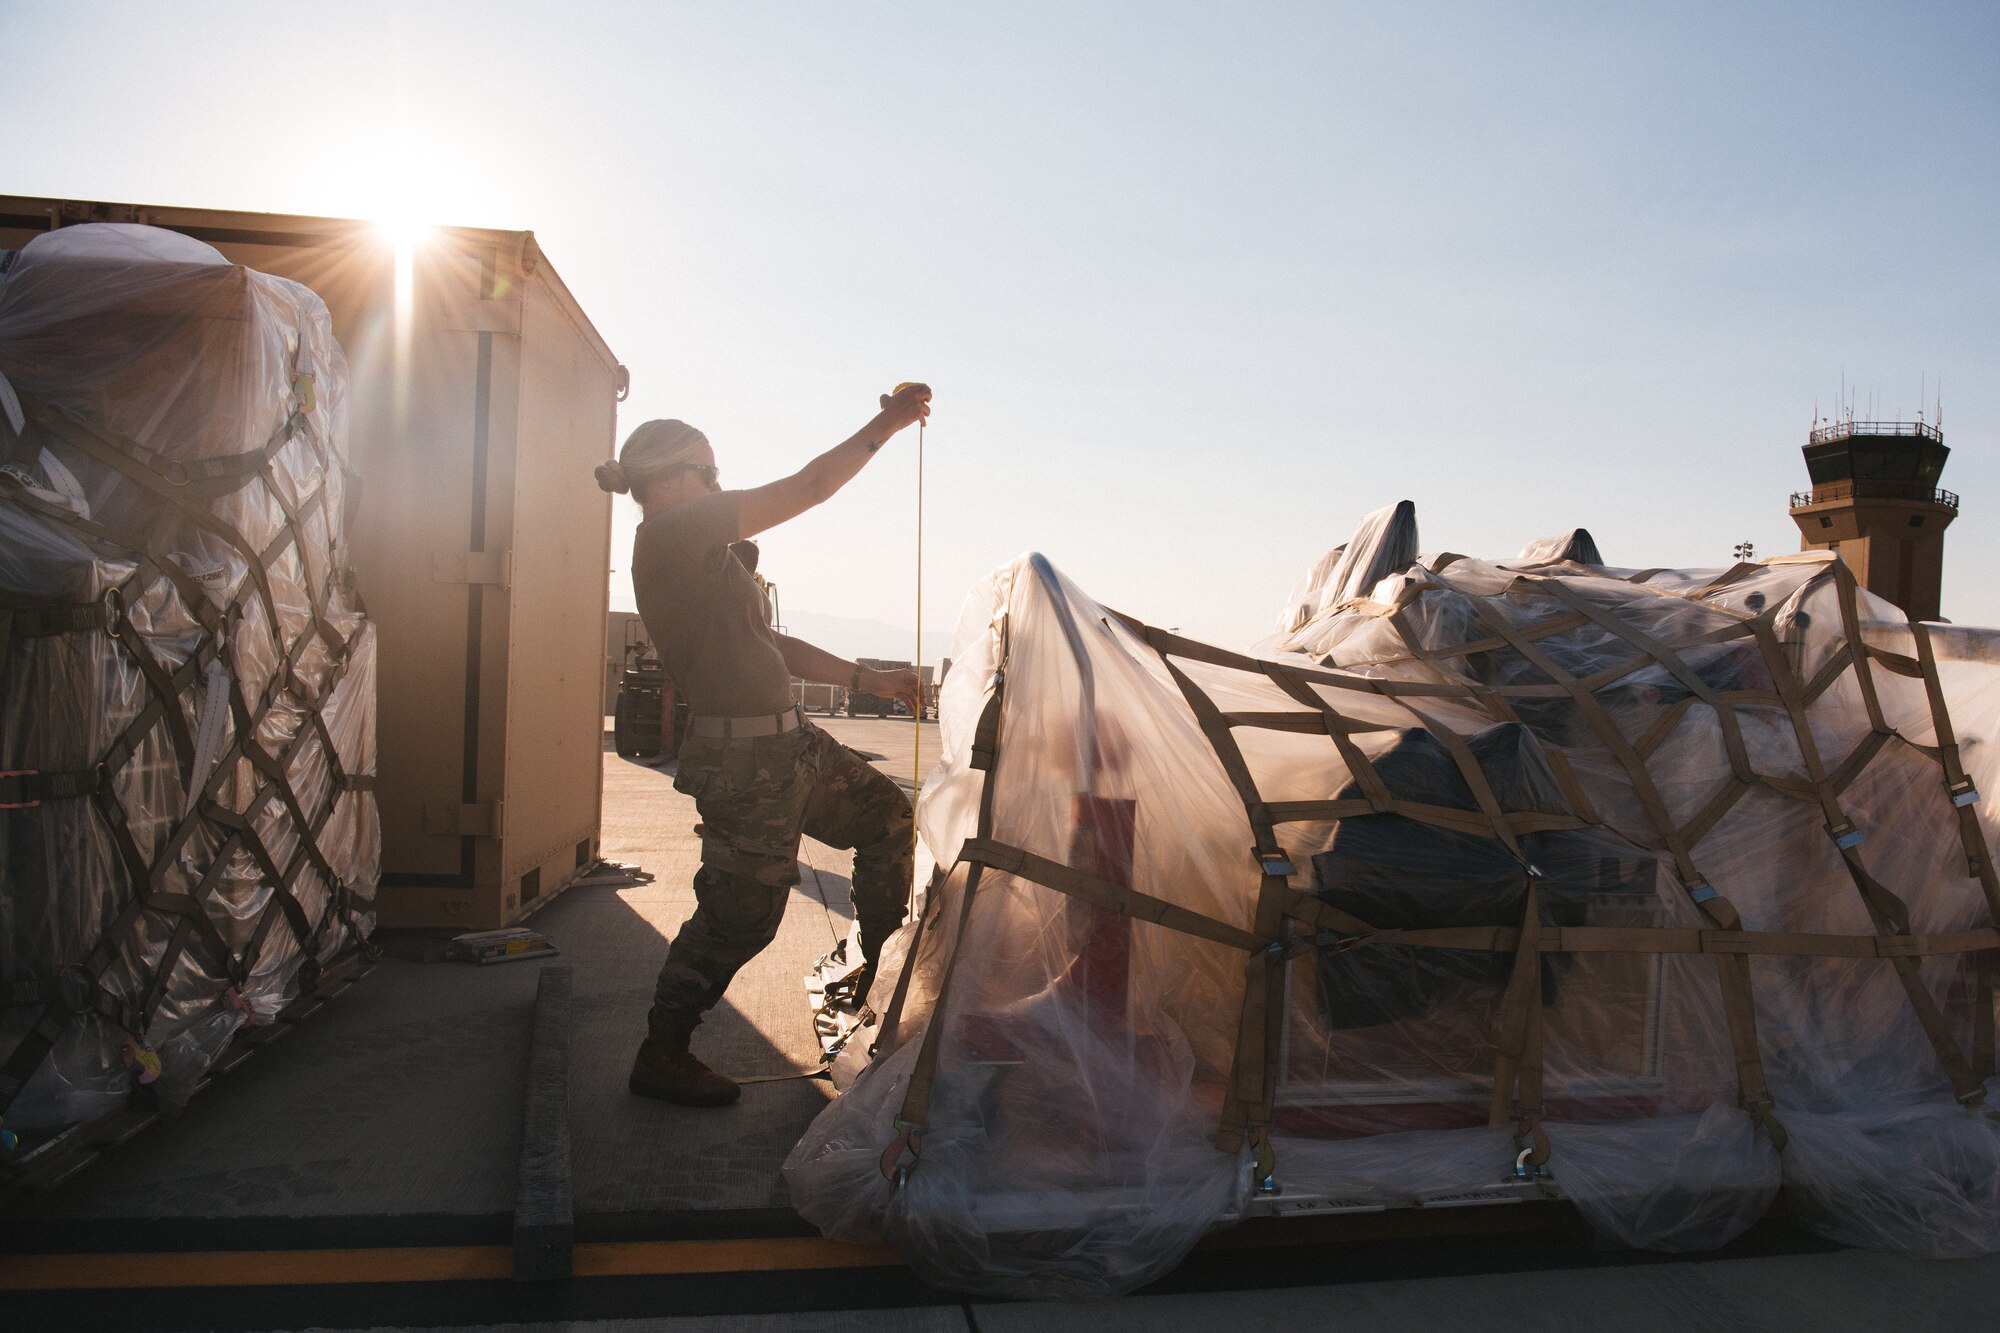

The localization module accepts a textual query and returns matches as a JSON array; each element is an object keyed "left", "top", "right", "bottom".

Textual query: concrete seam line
[{"left": 513, "top": 964, "right": 574, "bottom": 1281}]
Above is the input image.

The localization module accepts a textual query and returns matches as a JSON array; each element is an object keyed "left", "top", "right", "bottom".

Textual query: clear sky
[{"left": 6, "top": 2, "right": 1997, "bottom": 650}]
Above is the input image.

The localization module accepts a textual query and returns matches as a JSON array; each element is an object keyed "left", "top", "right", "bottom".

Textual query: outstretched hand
[
  {"left": 877, "top": 382, "right": 932, "bottom": 434},
  {"left": 863, "top": 665, "right": 924, "bottom": 718}
]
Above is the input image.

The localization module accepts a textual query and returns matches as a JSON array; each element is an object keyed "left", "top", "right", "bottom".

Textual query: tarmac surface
[{"left": 7, "top": 715, "right": 2000, "bottom": 1330}]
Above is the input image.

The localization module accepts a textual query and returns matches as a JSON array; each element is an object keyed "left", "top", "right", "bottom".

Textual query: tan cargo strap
[
  {"left": 1258, "top": 798, "right": 1584, "bottom": 839},
  {"left": 889, "top": 687, "right": 1006, "bottom": 1164},
  {"left": 958, "top": 839, "right": 1265, "bottom": 953},
  {"left": 1259, "top": 665, "right": 1397, "bottom": 812},
  {"left": 1230, "top": 881, "right": 1291, "bottom": 1154},
  {"left": 1280, "top": 895, "right": 2000, "bottom": 959},
  {"left": 872, "top": 866, "right": 946, "bottom": 1057},
  {"left": 39, "top": 381, "right": 314, "bottom": 497},
  {"left": 256, "top": 456, "right": 348, "bottom": 657},
  {"left": 1141, "top": 629, "right": 1297, "bottom": 1152},
  {"left": 1680, "top": 561, "right": 1763, "bottom": 602},
  {"left": 1746, "top": 595, "right": 1986, "bottom": 1104},
  {"left": 1830, "top": 562, "right": 1892, "bottom": 734},
  {"left": 1463, "top": 590, "right": 1712, "bottom": 895},
  {"left": 1456, "top": 585, "right": 1780, "bottom": 1125},
  {"left": 1530, "top": 578, "right": 1760, "bottom": 787},
  {"left": 1387, "top": 609, "right": 1590, "bottom": 667},
  {"left": 1385, "top": 602, "right": 1525, "bottom": 730},
  {"left": 1909, "top": 622, "right": 2000, "bottom": 923},
  {"left": 1488, "top": 878, "right": 1545, "bottom": 1138},
  {"left": 30, "top": 402, "right": 290, "bottom": 659},
  {"left": 0, "top": 478, "right": 225, "bottom": 636},
  {"left": 878, "top": 683, "right": 1008, "bottom": 1060}
]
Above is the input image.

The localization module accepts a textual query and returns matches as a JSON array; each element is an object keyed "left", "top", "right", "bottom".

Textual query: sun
[
  {"left": 315, "top": 131, "right": 462, "bottom": 246},
  {"left": 374, "top": 211, "right": 436, "bottom": 252}
]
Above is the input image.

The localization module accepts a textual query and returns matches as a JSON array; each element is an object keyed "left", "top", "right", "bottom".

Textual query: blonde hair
[{"left": 594, "top": 419, "right": 709, "bottom": 494}]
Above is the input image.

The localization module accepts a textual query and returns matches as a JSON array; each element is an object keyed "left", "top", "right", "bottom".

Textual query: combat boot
[{"left": 629, "top": 1012, "right": 739, "bottom": 1107}]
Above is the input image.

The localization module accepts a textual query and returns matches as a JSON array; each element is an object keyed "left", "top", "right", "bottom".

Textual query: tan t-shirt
[{"left": 631, "top": 491, "right": 794, "bottom": 717}]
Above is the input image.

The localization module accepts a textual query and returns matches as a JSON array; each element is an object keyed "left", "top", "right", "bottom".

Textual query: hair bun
[{"left": 593, "top": 460, "right": 630, "bottom": 494}]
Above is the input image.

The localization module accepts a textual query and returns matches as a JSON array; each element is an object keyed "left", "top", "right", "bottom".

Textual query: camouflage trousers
[{"left": 649, "top": 721, "right": 913, "bottom": 1024}]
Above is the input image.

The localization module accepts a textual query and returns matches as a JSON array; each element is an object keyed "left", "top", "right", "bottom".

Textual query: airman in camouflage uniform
[
  {"left": 595, "top": 390, "right": 931, "bottom": 1107},
  {"left": 653, "top": 724, "right": 913, "bottom": 1020}
]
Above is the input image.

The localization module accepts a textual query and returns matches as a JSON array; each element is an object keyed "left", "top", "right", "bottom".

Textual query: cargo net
[
  {"left": 786, "top": 531, "right": 2000, "bottom": 1299},
  {"left": 0, "top": 224, "right": 379, "bottom": 1155}
]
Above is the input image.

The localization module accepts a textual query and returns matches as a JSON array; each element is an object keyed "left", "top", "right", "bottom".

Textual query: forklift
[
  {"left": 846, "top": 656, "right": 908, "bottom": 717},
  {"left": 612, "top": 620, "right": 686, "bottom": 759},
  {"left": 614, "top": 543, "right": 769, "bottom": 759}
]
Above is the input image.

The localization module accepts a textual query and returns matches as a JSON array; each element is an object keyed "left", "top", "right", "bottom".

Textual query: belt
[{"left": 689, "top": 707, "right": 803, "bottom": 739}]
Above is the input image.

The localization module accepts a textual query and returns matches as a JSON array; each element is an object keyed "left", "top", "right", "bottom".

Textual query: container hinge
[
  {"left": 425, "top": 800, "right": 506, "bottom": 838},
  {"left": 432, "top": 549, "right": 513, "bottom": 588}
]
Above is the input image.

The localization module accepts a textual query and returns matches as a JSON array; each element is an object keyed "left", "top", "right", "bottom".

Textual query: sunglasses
[{"left": 672, "top": 463, "right": 719, "bottom": 486}]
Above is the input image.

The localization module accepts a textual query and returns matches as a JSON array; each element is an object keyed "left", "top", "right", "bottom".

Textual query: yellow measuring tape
[
  {"left": 891, "top": 382, "right": 927, "bottom": 854},
  {"left": 915, "top": 413, "right": 923, "bottom": 819}
]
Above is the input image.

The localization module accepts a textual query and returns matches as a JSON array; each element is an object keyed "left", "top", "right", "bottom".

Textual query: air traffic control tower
[{"left": 1788, "top": 419, "right": 1957, "bottom": 621}]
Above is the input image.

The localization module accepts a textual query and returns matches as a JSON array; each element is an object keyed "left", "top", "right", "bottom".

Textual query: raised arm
[
  {"left": 734, "top": 383, "right": 930, "bottom": 540},
  {"left": 776, "top": 634, "right": 922, "bottom": 717}
]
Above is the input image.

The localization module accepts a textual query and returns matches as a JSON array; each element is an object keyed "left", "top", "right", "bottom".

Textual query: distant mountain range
[{"left": 778, "top": 609, "right": 956, "bottom": 670}]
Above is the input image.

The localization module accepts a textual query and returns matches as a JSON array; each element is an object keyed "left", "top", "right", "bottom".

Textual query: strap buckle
[
  {"left": 1950, "top": 778, "right": 1981, "bottom": 809},
  {"left": 121, "top": 1036, "right": 162, "bottom": 1085},
  {"left": 0, "top": 770, "right": 41, "bottom": 810},
  {"left": 1253, "top": 848, "right": 1296, "bottom": 878},
  {"left": 1511, "top": 1113, "right": 1551, "bottom": 1178},
  {"left": 1825, "top": 820, "right": 1864, "bottom": 850},
  {"left": 1682, "top": 876, "right": 1720, "bottom": 905},
  {"left": 1249, "top": 1126, "right": 1279, "bottom": 1195}
]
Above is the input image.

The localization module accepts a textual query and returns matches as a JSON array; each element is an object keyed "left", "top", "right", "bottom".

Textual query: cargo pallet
[{"left": 0, "top": 947, "right": 376, "bottom": 1203}]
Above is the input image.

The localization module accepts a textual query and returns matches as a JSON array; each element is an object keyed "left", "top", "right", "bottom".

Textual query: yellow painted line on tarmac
[
  {"left": 0, "top": 1236, "right": 907, "bottom": 1292},
  {"left": 0, "top": 1202, "right": 1587, "bottom": 1292}
]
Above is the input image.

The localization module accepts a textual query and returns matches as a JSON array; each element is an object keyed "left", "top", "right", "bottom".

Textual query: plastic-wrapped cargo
[
  {"left": 0, "top": 224, "right": 378, "bottom": 1150},
  {"left": 785, "top": 506, "right": 2000, "bottom": 1298}
]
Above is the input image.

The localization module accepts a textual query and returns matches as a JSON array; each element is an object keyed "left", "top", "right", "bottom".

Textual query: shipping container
[
  {"left": 794, "top": 680, "right": 843, "bottom": 714},
  {"left": 0, "top": 196, "right": 625, "bottom": 928}
]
